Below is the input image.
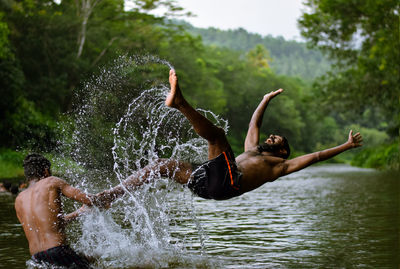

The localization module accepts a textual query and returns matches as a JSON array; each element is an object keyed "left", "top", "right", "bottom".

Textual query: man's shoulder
[
  {"left": 15, "top": 191, "right": 23, "bottom": 204},
  {"left": 37, "top": 176, "right": 65, "bottom": 190},
  {"left": 43, "top": 176, "right": 63, "bottom": 183},
  {"left": 14, "top": 189, "right": 27, "bottom": 210},
  {"left": 239, "top": 149, "right": 285, "bottom": 160},
  {"left": 238, "top": 148, "right": 261, "bottom": 158},
  {"left": 237, "top": 150, "right": 285, "bottom": 170}
]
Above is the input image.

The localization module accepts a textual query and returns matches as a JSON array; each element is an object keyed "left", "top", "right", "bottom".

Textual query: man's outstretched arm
[
  {"left": 63, "top": 205, "right": 91, "bottom": 224},
  {"left": 244, "top": 89, "right": 283, "bottom": 151},
  {"left": 60, "top": 178, "right": 135, "bottom": 224},
  {"left": 279, "top": 130, "right": 363, "bottom": 176}
]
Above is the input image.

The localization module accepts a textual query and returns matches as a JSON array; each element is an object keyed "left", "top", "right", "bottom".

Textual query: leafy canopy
[{"left": 299, "top": 0, "right": 400, "bottom": 136}]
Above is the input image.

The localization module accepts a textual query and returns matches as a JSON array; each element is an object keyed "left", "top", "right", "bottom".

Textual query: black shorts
[
  {"left": 188, "top": 148, "right": 243, "bottom": 200},
  {"left": 32, "top": 245, "right": 91, "bottom": 268}
]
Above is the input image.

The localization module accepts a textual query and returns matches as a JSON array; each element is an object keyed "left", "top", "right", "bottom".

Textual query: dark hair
[
  {"left": 281, "top": 137, "right": 290, "bottom": 159},
  {"left": 23, "top": 154, "right": 51, "bottom": 180},
  {"left": 257, "top": 136, "right": 290, "bottom": 159},
  {"left": 10, "top": 185, "right": 19, "bottom": 195},
  {"left": 2, "top": 180, "right": 11, "bottom": 190}
]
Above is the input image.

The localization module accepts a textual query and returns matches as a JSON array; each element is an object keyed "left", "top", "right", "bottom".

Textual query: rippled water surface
[{"left": 1, "top": 164, "right": 398, "bottom": 268}]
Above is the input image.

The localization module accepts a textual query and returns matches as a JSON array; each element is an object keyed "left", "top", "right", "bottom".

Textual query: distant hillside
[{"left": 180, "top": 21, "right": 331, "bottom": 80}]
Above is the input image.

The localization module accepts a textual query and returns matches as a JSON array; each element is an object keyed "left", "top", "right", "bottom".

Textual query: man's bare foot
[{"left": 166, "top": 69, "right": 184, "bottom": 108}]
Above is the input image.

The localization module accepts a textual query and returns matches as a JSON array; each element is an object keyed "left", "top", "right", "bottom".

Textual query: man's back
[{"left": 15, "top": 176, "right": 66, "bottom": 255}]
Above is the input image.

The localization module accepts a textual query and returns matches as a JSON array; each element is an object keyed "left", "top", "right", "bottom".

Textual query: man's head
[
  {"left": 257, "top": 134, "right": 290, "bottom": 159},
  {"left": 23, "top": 154, "right": 51, "bottom": 180},
  {"left": 10, "top": 185, "right": 19, "bottom": 195},
  {"left": 2, "top": 180, "right": 11, "bottom": 190}
]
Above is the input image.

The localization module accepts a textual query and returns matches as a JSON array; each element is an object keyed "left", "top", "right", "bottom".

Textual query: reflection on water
[
  {"left": 0, "top": 192, "right": 30, "bottom": 268},
  {"left": 193, "top": 165, "right": 399, "bottom": 268},
  {"left": 1, "top": 164, "right": 398, "bottom": 268}
]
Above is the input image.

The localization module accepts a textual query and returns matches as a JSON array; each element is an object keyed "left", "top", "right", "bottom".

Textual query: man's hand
[
  {"left": 264, "top": 89, "right": 283, "bottom": 101},
  {"left": 347, "top": 130, "right": 363, "bottom": 148},
  {"left": 63, "top": 205, "right": 92, "bottom": 224},
  {"left": 94, "top": 191, "right": 113, "bottom": 209}
]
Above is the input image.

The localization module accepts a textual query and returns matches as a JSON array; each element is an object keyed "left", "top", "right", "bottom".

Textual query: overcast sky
[{"left": 174, "top": 0, "right": 307, "bottom": 41}]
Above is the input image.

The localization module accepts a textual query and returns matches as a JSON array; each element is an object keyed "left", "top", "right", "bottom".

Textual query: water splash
[
  {"left": 47, "top": 55, "right": 228, "bottom": 268},
  {"left": 132, "top": 54, "right": 175, "bottom": 70}
]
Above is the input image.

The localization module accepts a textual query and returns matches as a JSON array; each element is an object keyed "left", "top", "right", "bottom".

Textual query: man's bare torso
[
  {"left": 15, "top": 176, "right": 66, "bottom": 255},
  {"left": 236, "top": 147, "right": 285, "bottom": 193}
]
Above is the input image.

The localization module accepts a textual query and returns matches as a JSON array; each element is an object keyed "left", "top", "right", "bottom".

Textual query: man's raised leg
[
  {"left": 166, "top": 70, "right": 230, "bottom": 159},
  {"left": 96, "top": 159, "right": 192, "bottom": 204}
]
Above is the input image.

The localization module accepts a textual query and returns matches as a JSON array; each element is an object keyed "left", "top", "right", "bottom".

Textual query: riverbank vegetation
[
  {"left": 351, "top": 142, "right": 400, "bottom": 171},
  {"left": 0, "top": 149, "right": 25, "bottom": 180},
  {"left": 0, "top": 0, "right": 398, "bottom": 179}
]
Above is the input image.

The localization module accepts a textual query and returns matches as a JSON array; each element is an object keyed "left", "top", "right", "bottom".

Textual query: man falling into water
[
  {"left": 161, "top": 70, "right": 363, "bottom": 199},
  {"left": 103, "top": 69, "right": 363, "bottom": 201},
  {"left": 14, "top": 154, "right": 111, "bottom": 268}
]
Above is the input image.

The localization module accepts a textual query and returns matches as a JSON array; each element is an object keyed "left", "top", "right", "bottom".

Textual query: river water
[{"left": 0, "top": 164, "right": 398, "bottom": 268}]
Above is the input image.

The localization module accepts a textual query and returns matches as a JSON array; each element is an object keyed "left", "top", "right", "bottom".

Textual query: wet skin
[
  {"left": 14, "top": 173, "right": 99, "bottom": 255},
  {"left": 165, "top": 70, "right": 363, "bottom": 195},
  {"left": 88, "top": 69, "right": 363, "bottom": 202}
]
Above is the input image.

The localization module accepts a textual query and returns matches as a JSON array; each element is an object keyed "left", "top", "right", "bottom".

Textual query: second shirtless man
[{"left": 15, "top": 154, "right": 111, "bottom": 268}]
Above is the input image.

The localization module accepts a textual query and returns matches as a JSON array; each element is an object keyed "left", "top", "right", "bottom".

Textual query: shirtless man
[
  {"left": 93, "top": 69, "right": 363, "bottom": 202},
  {"left": 14, "top": 153, "right": 108, "bottom": 268},
  {"left": 160, "top": 69, "right": 363, "bottom": 200}
]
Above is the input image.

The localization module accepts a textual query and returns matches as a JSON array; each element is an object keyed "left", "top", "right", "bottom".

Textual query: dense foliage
[
  {"left": 0, "top": 0, "right": 397, "bottom": 175},
  {"left": 183, "top": 22, "right": 331, "bottom": 80},
  {"left": 299, "top": 0, "right": 399, "bottom": 137}
]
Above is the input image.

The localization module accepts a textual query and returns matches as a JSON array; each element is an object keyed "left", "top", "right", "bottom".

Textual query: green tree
[
  {"left": 0, "top": 12, "right": 10, "bottom": 59},
  {"left": 299, "top": 0, "right": 400, "bottom": 137},
  {"left": 246, "top": 44, "right": 272, "bottom": 69},
  {"left": 184, "top": 22, "right": 331, "bottom": 80},
  {"left": 0, "top": 0, "right": 190, "bottom": 149}
]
